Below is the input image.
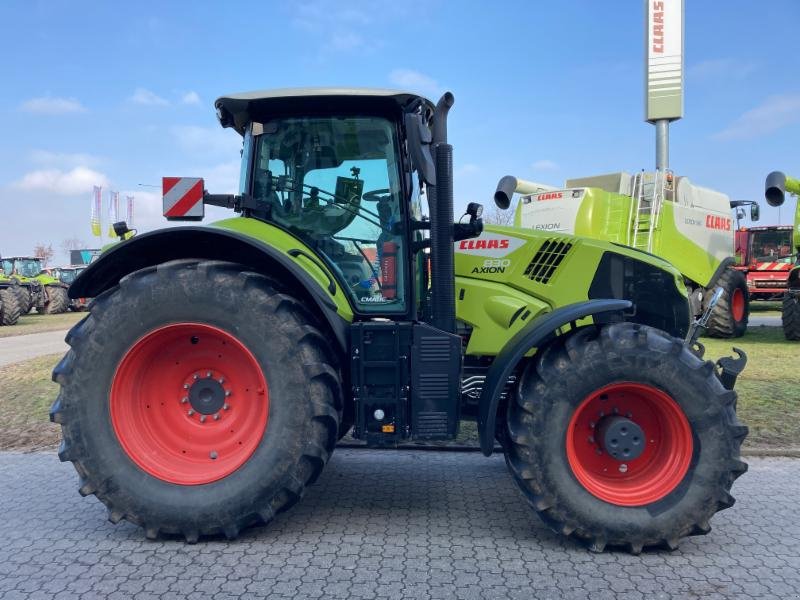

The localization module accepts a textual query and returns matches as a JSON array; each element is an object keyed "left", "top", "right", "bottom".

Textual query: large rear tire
[
  {"left": 782, "top": 292, "right": 800, "bottom": 341},
  {"left": 0, "top": 288, "right": 21, "bottom": 325},
  {"left": 704, "top": 269, "right": 748, "bottom": 338},
  {"left": 50, "top": 260, "right": 342, "bottom": 541},
  {"left": 42, "top": 285, "right": 69, "bottom": 314},
  {"left": 504, "top": 322, "right": 747, "bottom": 553},
  {"left": 13, "top": 285, "right": 31, "bottom": 315}
]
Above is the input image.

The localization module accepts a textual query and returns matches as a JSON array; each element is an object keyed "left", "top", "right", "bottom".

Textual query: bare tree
[
  {"left": 33, "top": 243, "right": 55, "bottom": 267},
  {"left": 60, "top": 237, "right": 87, "bottom": 257},
  {"left": 483, "top": 201, "right": 516, "bottom": 227}
]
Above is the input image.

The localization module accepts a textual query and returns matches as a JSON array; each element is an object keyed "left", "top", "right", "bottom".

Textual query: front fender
[
  {"left": 477, "top": 299, "right": 632, "bottom": 455},
  {"left": 70, "top": 226, "right": 351, "bottom": 351}
]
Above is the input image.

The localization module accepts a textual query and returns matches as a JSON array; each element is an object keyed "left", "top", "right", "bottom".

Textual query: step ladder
[{"left": 629, "top": 170, "right": 669, "bottom": 252}]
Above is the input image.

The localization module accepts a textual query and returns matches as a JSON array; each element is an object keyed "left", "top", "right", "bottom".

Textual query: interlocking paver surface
[{"left": 0, "top": 450, "right": 798, "bottom": 599}]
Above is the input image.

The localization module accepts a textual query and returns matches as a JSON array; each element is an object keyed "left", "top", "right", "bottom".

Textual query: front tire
[
  {"left": 42, "top": 285, "right": 69, "bottom": 314},
  {"left": 0, "top": 288, "right": 21, "bottom": 325},
  {"left": 504, "top": 322, "right": 747, "bottom": 553},
  {"left": 782, "top": 292, "right": 800, "bottom": 340},
  {"left": 705, "top": 269, "right": 749, "bottom": 338},
  {"left": 50, "top": 260, "right": 342, "bottom": 541}
]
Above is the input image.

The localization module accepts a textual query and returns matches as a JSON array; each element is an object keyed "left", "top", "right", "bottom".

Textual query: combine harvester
[
  {"left": 764, "top": 171, "right": 800, "bottom": 339},
  {"left": 733, "top": 224, "right": 794, "bottom": 301},
  {"left": 500, "top": 0, "right": 748, "bottom": 337}
]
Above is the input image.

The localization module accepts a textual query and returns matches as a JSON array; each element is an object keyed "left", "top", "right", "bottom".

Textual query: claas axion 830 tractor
[{"left": 53, "top": 89, "right": 748, "bottom": 553}]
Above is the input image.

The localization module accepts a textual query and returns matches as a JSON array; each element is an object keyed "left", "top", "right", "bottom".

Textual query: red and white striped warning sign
[{"left": 162, "top": 177, "right": 204, "bottom": 219}]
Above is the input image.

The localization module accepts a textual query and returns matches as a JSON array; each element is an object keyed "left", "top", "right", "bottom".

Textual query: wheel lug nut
[
  {"left": 187, "top": 409, "right": 195, "bottom": 416},
  {"left": 183, "top": 384, "right": 189, "bottom": 389},
  {"left": 589, "top": 421, "right": 595, "bottom": 429},
  {"left": 206, "top": 371, "right": 212, "bottom": 378},
  {"left": 218, "top": 377, "right": 225, "bottom": 384},
  {"left": 200, "top": 415, "right": 206, "bottom": 423},
  {"left": 181, "top": 397, "right": 188, "bottom": 404},
  {"left": 210, "top": 451, "right": 218, "bottom": 460},
  {"left": 222, "top": 403, "right": 230, "bottom": 411},
  {"left": 213, "top": 413, "right": 220, "bottom": 421},
  {"left": 193, "top": 374, "right": 199, "bottom": 380},
  {"left": 225, "top": 390, "right": 231, "bottom": 397}
]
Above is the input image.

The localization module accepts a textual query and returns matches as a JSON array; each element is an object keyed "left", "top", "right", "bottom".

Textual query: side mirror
[{"left": 750, "top": 204, "right": 760, "bottom": 221}]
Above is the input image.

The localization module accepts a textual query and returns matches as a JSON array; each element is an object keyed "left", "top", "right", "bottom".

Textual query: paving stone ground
[{"left": 0, "top": 450, "right": 798, "bottom": 600}]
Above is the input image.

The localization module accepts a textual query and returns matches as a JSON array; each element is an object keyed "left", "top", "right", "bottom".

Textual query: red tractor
[{"left": 734, "top": 225, "right": 794, "bottom": 300}]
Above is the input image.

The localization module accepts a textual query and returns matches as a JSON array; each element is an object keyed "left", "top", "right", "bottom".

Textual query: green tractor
[
  {"left": 764, "top": 171, "right": 800, "bottom": 340},
  {"left": 2, "top": 256, "right": 69, "bottom": 315},
  {"left": 0, "top": 268, "right": 22, "bottom": 326},
  {"left": 43, "top": 265, "right": 89, "bottom": 311},
  {"left": 52, "top": 89, "right": 748, "bottom": 552}
]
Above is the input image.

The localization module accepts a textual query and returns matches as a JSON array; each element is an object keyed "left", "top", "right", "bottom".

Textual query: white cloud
[
  {"left": 30, "top": 150, "right": 104, "bottom": 168},
  {"left": 170, "top": 125, "right": 241, "bottom": 158},
  {"left": 20, "top": 96, "right": 86, "bottom": 115},
  {"left": 389, "top": 69, "right": 442, "bottom": 97},
  {"left": 714, "top": 94, "right": 800, "bottom": 140},
  {"left": 181, "top": 91, "right": 201, "bottom": 105},
  {"left": 13, "top": 167, "right": 109, "bottom": 195},
  {"left": 687, "top": 58, "right": 757, "bottom": 82},
  {"left": 532, "top": 159, "right": 559, "bottom": 171},
  {"left": 130, "top": 88, "right": 169, "bottom": 106}
]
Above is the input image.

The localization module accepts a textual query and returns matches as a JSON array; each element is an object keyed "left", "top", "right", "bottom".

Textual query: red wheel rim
[
  {"left": 110, "top": 323, "right": 268, "bottom": 485},
  {"left": 566, "top": 383, "right": 693, "bottom": 506},
  {"left": 731, "top": 288, "right": 746, "bottom": 322}
]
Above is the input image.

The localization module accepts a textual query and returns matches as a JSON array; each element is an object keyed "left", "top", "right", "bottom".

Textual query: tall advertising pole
[{"left": 645, "top": 0, "right": 684, "bottom": 171}]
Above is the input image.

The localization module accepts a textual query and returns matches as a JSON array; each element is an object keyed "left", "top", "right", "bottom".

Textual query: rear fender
[
  {"left": 70, "top": 226, "right": 350, "bottom": 351},
  {"left": 477, "top": 299, "right": 632, "bottom": 455}
]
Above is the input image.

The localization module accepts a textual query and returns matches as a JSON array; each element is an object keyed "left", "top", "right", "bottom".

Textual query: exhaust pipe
[
  {"left": 493, "top": 176, "right": 557, "bottom": 209},
  {"left": 429, "top": 92, "right": 456, "bottom": 334},
  {"left": 765, "top": 171, "right": 787, "bottom": 207}
]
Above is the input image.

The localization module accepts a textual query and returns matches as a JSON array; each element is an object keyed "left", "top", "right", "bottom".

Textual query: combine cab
[{"left": 734, "top": 226, "right": 794, "bottom": 300}]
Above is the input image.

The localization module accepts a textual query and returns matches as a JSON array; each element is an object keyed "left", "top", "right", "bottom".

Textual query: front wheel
[
  {"left": 50, "top": 260, "right": 342, "bottom": 541},
  {"left": 42, "top": 285, "right": 69, "bottom": 314},
  {"left": 704, "top": 269, "right": 749, "bottom": 338},
  {"left": 782, "top": 292, "right": 800, "bottom": 340},
  {"left": 504, "top": 322, "right": 747, "bottom": 553}
]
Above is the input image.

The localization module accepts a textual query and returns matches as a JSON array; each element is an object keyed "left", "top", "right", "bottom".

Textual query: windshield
[
  {"left": 751, "top": 230, "right": 793, "bottom": 262},
  {"left": 1, "top": 259, "right": 11, "bottom": 276},
  {"left": 14, "top": 259, "right": 41, "bottom": 277},
  {"left": 250, "top": 115, "right": 407, "bottom": 313},
  {"left": 60, "top": 269, "right": 77, "bottom": 284}
]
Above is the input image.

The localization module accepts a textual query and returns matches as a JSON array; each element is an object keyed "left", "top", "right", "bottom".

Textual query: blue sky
[{"left": 1, "top": 0, "right": 799, "bottom": 261}]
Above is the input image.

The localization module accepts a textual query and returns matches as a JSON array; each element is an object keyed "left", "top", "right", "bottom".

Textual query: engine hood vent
[{"left": 524, "top": 239, "right": 573, "bottom": 284}]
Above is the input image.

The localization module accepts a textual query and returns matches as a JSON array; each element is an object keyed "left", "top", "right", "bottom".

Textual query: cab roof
[{"left": 215, "top": 87, "right": 434, "bottom": 135}]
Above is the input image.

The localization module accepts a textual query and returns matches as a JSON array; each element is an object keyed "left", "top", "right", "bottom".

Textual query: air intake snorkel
[{"left": 428, "top": 93, "right": 456, "bottom": 334}]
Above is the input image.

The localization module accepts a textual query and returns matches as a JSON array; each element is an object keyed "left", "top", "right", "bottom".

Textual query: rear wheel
[
  {"left": 0, "top": 288, "right": 21, "bottom": 325},
  {"left": 13, "top": 285, "right": 31, "bottom": 315},
  {"left": 705, "top": 269, "right": 749, "bottom": 338},
  {"left": 42, "top": 285, "right": 69, "bottom": 314},
  {"left": 504, "top": 322, "right": 747, "bottom": 553},
  {"left": 782, "top": 292, "right": 800, "bottom": 341},
  {"left": 50, "top": 260, "right": 342, "bottom": 541}
]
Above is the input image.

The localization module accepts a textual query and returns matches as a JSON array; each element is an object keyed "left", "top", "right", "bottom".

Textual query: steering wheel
[{"left": 362, "top": 188, "right": 390, "bottom": 202}]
